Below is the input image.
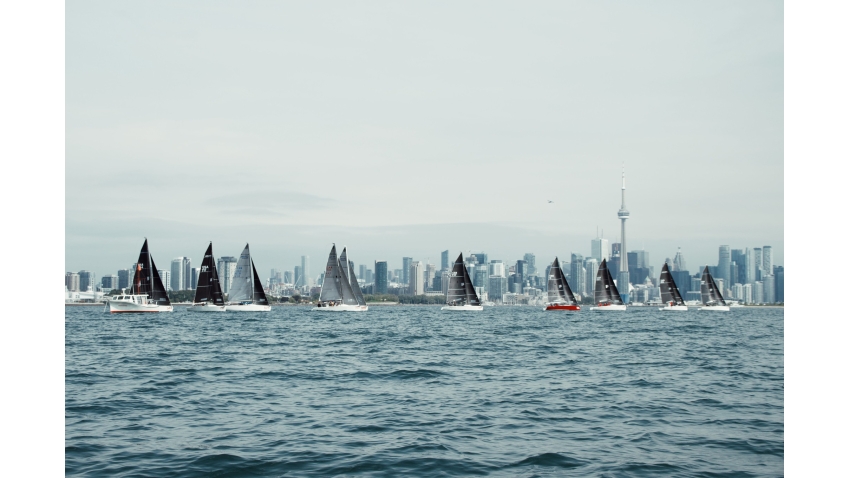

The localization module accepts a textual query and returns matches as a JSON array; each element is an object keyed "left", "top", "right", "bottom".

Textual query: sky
[{"left": 66, "top": 0, "right": 783, "bottom": 278}]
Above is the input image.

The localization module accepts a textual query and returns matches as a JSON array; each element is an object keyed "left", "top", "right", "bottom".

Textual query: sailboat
[
  {"left": 442, "top": 252, "right": 483, "bottom": 311},
  {"left": 658, "top": 262, "right": 687, "bottom": 311},
  {"left": 339, "top": 247, "right": 368, "bottom": 310},
  {"left": 544, "top": 257, "right": 580, "bottom": 311},
  {"left": 225, "top": 243, "right": 271, "bottom": 312},
  {"left": 699, "top": 266, "right": 730, "bottom": 311},
  {"left": 313, "top": 244, "right": 368, "bottom": 311},
  {"left": 187, "top": 242, "right": 226, "bottom": 312},
  {"left": 107, "top": 239, "right": 173, "bottom": 313},
  {"left": 589, "top": 258, "right": 627, "bottom": 311}
]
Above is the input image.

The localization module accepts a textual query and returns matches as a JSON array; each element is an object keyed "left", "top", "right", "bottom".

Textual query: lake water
[{"left": 65, "top": 305, "right": 784, "bottom": 477}]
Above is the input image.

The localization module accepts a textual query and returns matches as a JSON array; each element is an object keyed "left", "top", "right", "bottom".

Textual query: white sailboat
[
  {"left": 699, "top": 266, "right": 730, "bottom": 311},
  {"left": 659, "top": 262, "right": 688, "bottom": 311},
  {"left": 313, "top": 244, "right": 368, "bottom": 311},
  {"left": 226, "top": 243, "right": 271, "bottom": 312},
  {"left": 187, "top": 242, "right": 227, "bottom": 312},
  {"left": 589, "top": 258, "right": 627, "bottom": 311},
  {"left": 106, "top": 239, "right": 173, "bottom": 313},
  {"left": 442, "top": 253, "right": 483, "bottom": 311}
]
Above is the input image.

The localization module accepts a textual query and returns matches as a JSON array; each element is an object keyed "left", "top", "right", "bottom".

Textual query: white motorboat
[
  {"left": 699, "top": 266, "right": 730, "bottom": 312},
  {"left": 658, "top": 262, "right": 688, "bottom": 311},
  {"left": 107, "top": 239, "right": 173, "bottom": 313},
  {"left": 441, "top": 252, "right": 483, "bottom": 311},
  {"left": 188, "top": 242, "right": 228, "bottom": 312},
  {"left": 589, "top": 258, "right": 627, "bottom": 311},
  {"left": 225, "top": 243, "right": 271, "bottom": 312},
  {"left": 313, "top": 244, "right": 369, "bottom": 312}
]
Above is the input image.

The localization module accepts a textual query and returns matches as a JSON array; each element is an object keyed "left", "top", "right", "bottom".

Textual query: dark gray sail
[
  {"left": 594, "top": 258, "right": 609, "bottom": 304},
  {"left": 462, "top": 260, "right": 481, "bottom": 306},
  {"left": 446, "top": 253, "right": 468, "bottom": 306},
  {"left": 319, "top": 245, "right": 344, "bottom": 302},
  {"left": 251, "top": 260, "right": 269, "bottom": 305},
  {"left": 548, "top": 257, "right": 577, "bottom": 305},
  {"left": 347, "top": 259, "right": 367, "bottom": 306},
  {"left": 605, "top": 262, "right": 624, "bottom": 305},
  {"left": 131, "top": 239, "right": 154, "bottom": 298},
  {"left": 337, "top": 248, "right": 359, "bottom": 306},
  {"left": 659, "top": 262, "right": 684, "bottom": 306},
  {"left": 148, "top": 255, "right": 171, "bottom": 305},
  {"left": 193, "top": 242, "right": 225, "bottom": 305},
  {"left": 700, "top": 266, "right": 727, "bottom": 306}
]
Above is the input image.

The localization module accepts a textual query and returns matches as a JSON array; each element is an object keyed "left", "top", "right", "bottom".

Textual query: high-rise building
[
  {"left": 217, "top": 256, "right": 237, "bottom": 293},
  {"left": 441, "top": 250, "right": 449, "bottom": 271},
  {"left": 366, "top": 269, "right": 373, "bottom": 284},
  {"left": 158, "top": 269, "right": 171, "bottom": 291},
  {"left": 611, "top": 242, "right": 621, "bottom": 257},
  {"left": 717, "top": 245, "right": 731, "bottom": 286},
  {"left": 374, "top": 261, "right": 388, "bottom": 294},
  {"left": 101, "top": 275, "right": 119, "bottom": 290},
  {"left": 117, "top": 269, "right": 131, "bottom": 289},
  {"left": 474, "top": 265, "right": 489, "bottom": 293},
  {"left": 774, "top": 266, "right": 784, "bottom": 302},
  {"left": 425, "top": 263, "right": 437, "bottom": 291},
  {"left": 294, "top": 266, "right": 302, "bottom": 287},
  {"left": 283, "top": 270, "right": 293, "bottom": 284},
  {"left": 672, "top": 248, "right": 686, "bottom": 272},
  {"left": 191, "top": 268, "right": 200, "bottom": 289},
  {"left": 754, "top": 281, "right": 764, "bottom": 304},
  {"left": 523, "top": 253, "right": 536, "bottom": 277},
  {"left": 359, "top": 265, "right": 367, "bottom": 282},
  {"left": 742, "top": 283, "right": 753, "bottom": 304},
  {"left": 441, "top": 270, "right": 451, "bottom": 295},
  {"left": 301, "top": 256, "right": 311, "bottom": 287},
  {"left": 65, "top": 272, "right": 81, "bottom": 291},
  {"left": 402, "top": 257, "right": 413, "bottom": 285},
  {"left": 515, "top": 260, "right": 528, "bottom": 289},
  {"left": 746, "top": 248, "right": 756, "bottom": 284},
  {"left": 472, "top": 253, "right": 488, "bottom": 266},
  {"left": 585, "top": 259, "right": 599, "bottom": 297},
  {"left": 762, "top": 246, "right": 772, "bottom": 276},
  {"left": 617, "top": 168, "right": 630, "bottom": 303},
  {"left": 489, "top": 276, "right": 508, "bottom": 302},
  {"left": 489, "top": 260, "right": 505, "bottom": 278},
  {"left": 671, "top": 270, "right": 691, "bottom": 296},
  {"left": 753, "top": 248, "right": 763, "bottom": 277},
  {"left": 409, "top": 261, "right": 424, "bottom": 295},
  {"left": 763, "top": 275, "right": 775, "bottom": 303},
  {"left": 77, "top": 270, "right": 96, "bottom": 292},
  {"left": 591, "top": 237, "right": 610, "bottom": 262},
  {"left": 569, "top": 253, "right": 585, "bottom": 296},
  {"left": 171, "top": 257, "right": 192, "bottom": 291}
]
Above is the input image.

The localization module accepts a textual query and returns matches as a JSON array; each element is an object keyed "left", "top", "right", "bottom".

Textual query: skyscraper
[
  {"left": 217, "top": 256, "right": 237, "bottom": 293},
  {"left": 763, "top": 274, "right": 775, "bottom": 303},
  {"left": 301, "top": 256, "right": 311, "bottom": 286},
  {"left": 489, "top": 260, "right": 506, "bottom": 278},
  {"left": 753, "top": 248, "right": 763, "bottom": 280},
  {"left": 441, "top": 250, "right": 449, "bottom": 271},
  {"left": 65, "top": 272, "right": 81, "bottom": 291},
  {"left": 294, "top": 266, "right": 302, "bottom": 287},
  {"left": 672, "top": 248, "right": 686, "bottom": 272},
  {"left": 402, "top": 257, "right": 413, "bottom": 285},
  {"left": 171, "top": 257, "right": 191, "bottom": 291},
  {"left": 473, "top": 264, "right": 489, "bottom": 293},
  {"left": 101, "top": 275, "right": 119, "bottom": 290},
  {"left": 158, "top": 269, "right": 170, "bottom": 291},
  {"left": 717, "top": 245, "right": 731, "bottom": 285},
  {"left": 585, "top": 258, "right": 599, "bottom": 297},
  {"left": 746, "top": 248, "right": 756, "bottom": 284},
  {"left": 774, "top": 265, "right": 784, "bottom": 302},
  {"left": 191, "top": 267, "right": 200, "bottom": 289},
  {"left": 117, "top": 269, "right": 131, "bottom": 289},
  {"left": 569, "top": 253, "right": 585, "bottom": 296},
  {"left": 762, "top": 246, "right": 772, "bottom": 276},
  {"left": 409, "top": 261, "right": 424, "bottom": 295},
  {"left": 359, "top": 265, "right": 367, "bottom": 282},
  {"left": 591, "top": 237, "right": 609, "bottom": 262},
  {"left": 617, "top": 168, "right": 630, "bottom": 303},
  {"left": 523, "top": 253, "right": 537, "bottom": 277},
  {"left": 374, "top": 261, "right": 388, "bottom": 294},
  {"left": 78, "top": 270, "right": 96, "bottom": 292}
]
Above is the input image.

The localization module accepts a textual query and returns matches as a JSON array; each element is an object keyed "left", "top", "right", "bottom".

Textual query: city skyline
[{"left": 66, "top": 1, "right": 783, "bottom": 275}]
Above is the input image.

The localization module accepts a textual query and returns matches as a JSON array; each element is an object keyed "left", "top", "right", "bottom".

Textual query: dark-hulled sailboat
[
  {"left": 699, "top": 266, "right": 730, "bottom": 311},
  {"left": 313, "top": 244, "right": 368, "bottom": 311},
  {"left": 545, "top": 257, "right": 580, "bottom": 311},
  {"left": 589, "top": 258, "right": 627, "bottom": 311},
  {"left": 442, "top": 252, "right": 483, "bottom": 311},
  {"left": 188, "top": 242, "right": 226, "bottom": 312},
  {"left": 107, "top": 238, "right": 173, "bottom": 313},
  {"left": 659, "top": 262, "right": 687, "bottom": 311},
  {"left": 226, "top": 243, "right": 271, "bottom": 311}
]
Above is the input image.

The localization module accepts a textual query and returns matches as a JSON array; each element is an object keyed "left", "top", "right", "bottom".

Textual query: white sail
[
  {"left": 228, "top": 244, "right": 253, "bottom": 303},
  {"left": 337, "top": 248, "right": 360, "bottom": 306}
]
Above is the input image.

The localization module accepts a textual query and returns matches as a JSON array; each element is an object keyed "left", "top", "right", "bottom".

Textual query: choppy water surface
[{"left": 66, "top": 306, "right": 783, "bottom": 477}]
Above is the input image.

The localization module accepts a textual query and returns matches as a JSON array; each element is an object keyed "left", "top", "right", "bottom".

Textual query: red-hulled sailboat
[{"left": 544, "top": 257, "right": 581, "bottom": 311}]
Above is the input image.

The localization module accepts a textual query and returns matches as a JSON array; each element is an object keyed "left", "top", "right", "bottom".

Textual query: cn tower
[{"left": 617, "top": 167, "right": 630, "bottom": 304}]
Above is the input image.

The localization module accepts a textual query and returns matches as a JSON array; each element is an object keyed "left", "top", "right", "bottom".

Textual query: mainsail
[
  {"left": 318, "top": 245, "right": 344, "bottom": 302},
  {"left": 447, "top": 253, "right": 469, "bottom": 305},
  {"left": 548, "top": 257, "right": 577, "bottom": 305},
  {"left": 337, "top": 248, "right": 359, "bottom": 306},
  {"left": 228, "top": 244, "right": 253, "bottom": 303},
  {"left": 148, "top": 255, "right": 171, "bottom": 305},
  {"left": 700, "top": 266, "right": 727, "bottom": 306},
  {"left": 605, "top": 262, "right": 624, "bottom": 305},
  {"left": 130, "top": 239, "right": 171, "bottom": 306},
  {"left": 251, "top": 260, "right": 269, "bottom": 305},
  {"left": 659, "top": 262, "right": 685, "bottom": 306},
  {"left": 595, "top": 258, "right": 624, "bottom": 305},
  {"left": 346, "top": 257, "right": 367, "bottom": 306},
  {"left": 193, "top": 242, "right": 225, "bottom": 306}
]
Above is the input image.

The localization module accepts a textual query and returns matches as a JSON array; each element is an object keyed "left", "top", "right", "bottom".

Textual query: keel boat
[
  {"left": 226, "top": 243, "right": 271, "bottom": 311},
  {"left": 106, "top": 239, "right": 173, "bottom": 313},
  {"left": 187, "top": 242, "right": 227, "bottom": 312},
  {"left": 313, "top": 244, "right": 368, "bottom": 311},
  {"left": 589, "top": 258, "right": 627, "bottom": 311},
  {"left": 659, "top": 262, "right": 687, "bottom": 311},
  {"left": 699, "top": 266, "right": 730, "bottom": 311},
  {"left": 544, "top": 257, "right": 580, "bottom": 311},
  {"left": 442, "top": 252, "right": 483, "bottom": 311}
]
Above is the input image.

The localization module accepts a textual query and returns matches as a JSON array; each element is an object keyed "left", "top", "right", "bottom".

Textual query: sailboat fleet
[{"left": 106, "top": 240, "right": 733, "bottom": 314}]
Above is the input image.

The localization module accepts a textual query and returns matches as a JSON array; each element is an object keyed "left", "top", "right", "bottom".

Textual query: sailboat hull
[
  {"left": 589, "top": 304, "right": 627, "bottom": 311},
  {"left": 312, "top": 304, "right": 368, "bottom": 312},
  {"left": 545, "top": 304, "right": 581, "bottom": 311},
  {"left": 659, "top": 305, "right": 688, "bottom": 311},
  {"left": 108, "top": 301, "right": 172, "bottom": 313},
  {"left": 187, "top": 303, "right": 227, "bottom": 312},
  {"left": 441, "top": 305, "right": 483, "bottom": 311},
  {"left": 226, "top": 303, "right": 271, "bottom": 312},
  {"left": 700, "top": 305, "right": 730, "bottom": 312}
]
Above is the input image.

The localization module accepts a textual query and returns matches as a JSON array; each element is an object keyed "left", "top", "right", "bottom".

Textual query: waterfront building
[
  {"left": 217, "top": 256, "right": 237, "bottom": 294},
  {"left": 158, "top": 269, "right": 171, "bottom": 291},
  {"left": 474, "top": 264, "right": 489, "bottom": 293},
  {"left": 746, "top": 248, "right": 756, "bottom": 284},
  {"left": 515, "top": 260, "right": 528, "bottom": 286},
  {"left": 78, "top": 270, "right": 96, "bottom": 292},
  {"left": 718, "top": 245, "right": 731, "bottom": 285},
  {"left": 425, "top": 263, "right": 437, "bottom": 291},
  {"left": 762, "top": 246, "right": 772, "bottom": 277},
  {"left": 754, "top": 248, "right": 763, "bottom": 279},
  {"left": 65, "top": 272, "right": 81, "bottom": 292},
  {"left": 569, "top": 253, "right": 585, "bottom": 296},
  {"left": 409, "top": 261, "right": 424, "bottom": 295},
  {"left": 754, "top": 281, "right": 764, "bottom": 304},
  {"left": 191, "top": 267, "right": 200, "bottom": 289},
  {"left": 523, "top": 253, "right": 537, "bottom": 277},
  {"left": 283, "top": 270, "right": 293, "bottom": 284},
  {"left": 374, "top": 261, "right": 388, "bottom": 294},
  {"left": 489, "top": 260, "right": 506, "bottom": 278},
  {"left": 774, "top": 266, "right": 784, "bottom": 302},
  {"left": 101, "top": 274, "right": 119, "bottom": 290},
  {"left": 591, "top": 237, "right": 609, "bottom": 262},
  {"left": 742, "top": 283, "right": 753, "bottom": 304},
  {"left": 729, "top": 261, "right": 739, "bottom": 286},
  {"left": 359, "top": 265, "right": 367, "bottom": 283},
  {"left": 672, "top": 248, "right": 687, "bottom": 272},
  {"left": 441, "top": 270, "right": 450, "bottom": 295},
  {"left": 732, "top": 283, "right": 744, "bottom": 301},
  {"left": 617, "top": 168, "right": 631, "bottom": 303},
  {"left": 585, "top": 258, "right": 599, "bottom": 296},
  {"left": 763, "top": 275, "right": 775, "bottom": 304},
  {"left": 402, "top": 257, "right": 413, "bottom": 285},
  {"left": 171, "top": 257, "right": 188, "bottom": 291},
  {"left": 117, "top": 269, "right": 131, "bottom": 289},
  {"left": 441, "top": 250, "right": 449, "bottom": 271},
  {"left": 489, "top": 275, "right": 508, "bottom": 302},
  {"left": 301, "top": 256, "right": 311, "bottom": 287},
  {"left": 294, "top": 266, "right": 302, "bottom": 287},
  {"left": 472, "top": 253, "right": 488, "bottom": 267}
]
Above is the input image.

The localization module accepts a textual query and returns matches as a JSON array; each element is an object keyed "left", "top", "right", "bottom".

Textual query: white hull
[
  {"left": 187, "top": 303, "right": 227, "bottom": 312},
  {"left": 441, "top": 305, "right": 484, "bottom": 311},
  {"left": 589, "top": 304, "right": 627, "bottom": 311},
  {"left": 107, "top": 301, "right": 172, "bottom": 313},
  {"left": 659, "top": 305, "right": 689, "bottom": 311},
  {"left": 226, "top": 303, "right": 271, "bottom": 312},
  {"left": 700, "top": 305, "right": 730, "bottom": 312},
  {"left": 312, "top": 304, "right": 369, "bottom": 312}
]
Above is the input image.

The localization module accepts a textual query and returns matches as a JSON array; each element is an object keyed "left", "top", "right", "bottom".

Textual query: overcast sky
[{"left": 66, "top": 1, "right": 783, "bottom": 277}]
